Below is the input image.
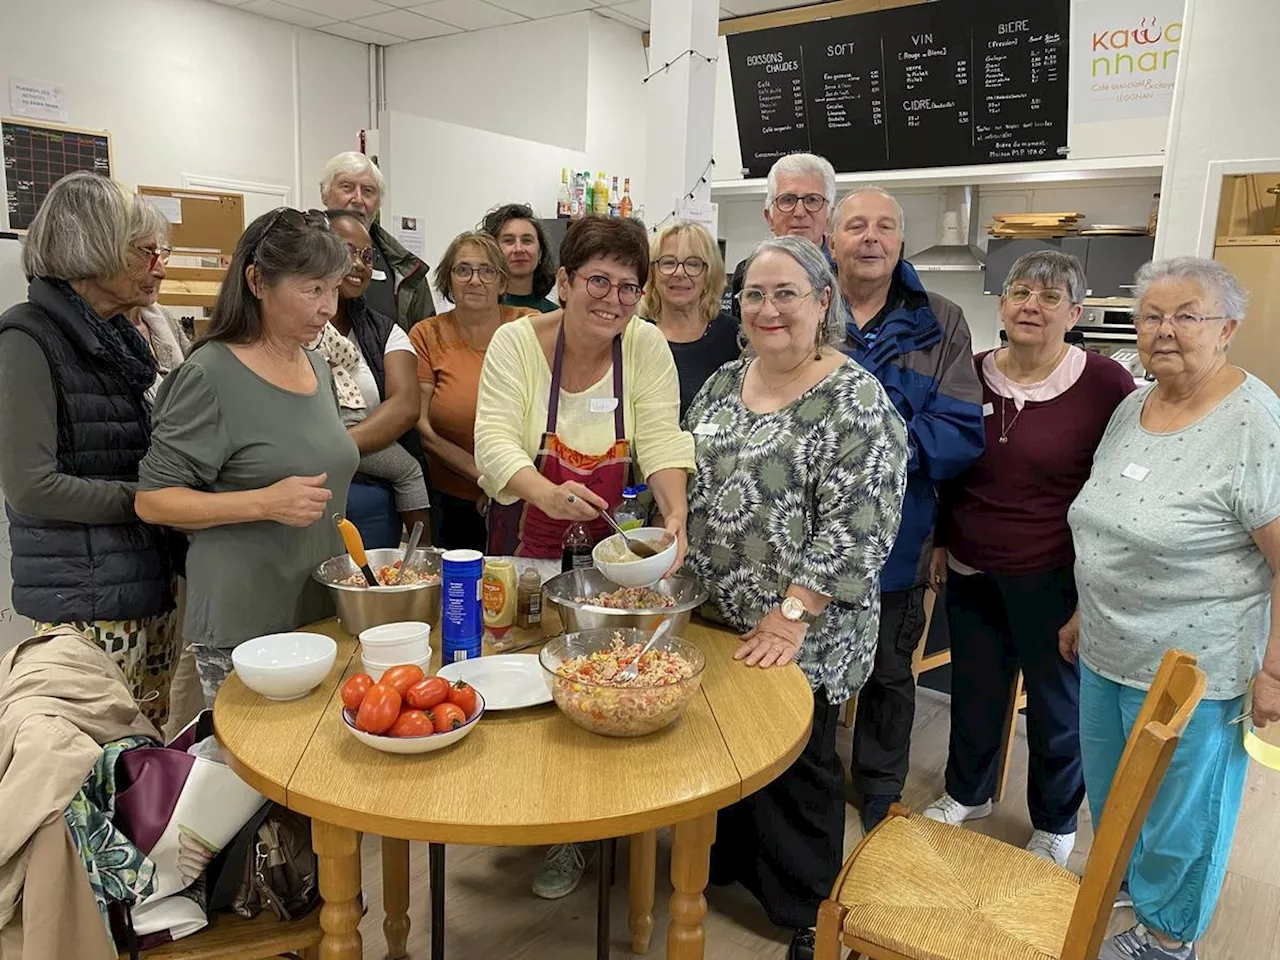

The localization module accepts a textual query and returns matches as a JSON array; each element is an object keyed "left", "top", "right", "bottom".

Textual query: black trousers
[
  {"left": 850, "top": 587, "right": 928, "bottom": 801},
  {"left": 709, "top": 689, "right": 844, "bottom": 929},
  {"left": 432, "top": 491, "right": 488, "bottom": 552},
  {"left": 944, "top": 564, "right": 1084, "bottom": 833}
]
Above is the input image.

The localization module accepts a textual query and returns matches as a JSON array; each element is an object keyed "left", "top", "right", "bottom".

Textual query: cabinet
[
  {"left": 1215, "top": 238, "right": 1280, "bottom": 393},
  {"left": 984, "top": 235, "right": 1154, "bottom": 298}
]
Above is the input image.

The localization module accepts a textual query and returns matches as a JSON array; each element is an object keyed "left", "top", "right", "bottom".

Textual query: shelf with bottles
[{"left": 557, "top": 168, "right": 638, "bottom": 222}]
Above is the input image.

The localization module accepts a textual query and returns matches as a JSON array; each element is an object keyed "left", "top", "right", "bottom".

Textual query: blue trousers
[{"left": 1079, "top": 663, "right": 1249, "bottom": 942}]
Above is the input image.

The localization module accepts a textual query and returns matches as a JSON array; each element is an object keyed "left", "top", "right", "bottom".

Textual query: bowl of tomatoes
[{"left": 338, "top": 665, "right": 483, "bottom": 755}]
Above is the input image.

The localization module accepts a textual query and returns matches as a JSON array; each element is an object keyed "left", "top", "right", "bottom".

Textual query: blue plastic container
[{"left": 441, "top": 549, "right": 484, "bottom": 663}]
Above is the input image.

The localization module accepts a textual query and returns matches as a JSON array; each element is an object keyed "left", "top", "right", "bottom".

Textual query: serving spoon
[{"left": 597, "top": 509, "right": 659, "bottom": 559}]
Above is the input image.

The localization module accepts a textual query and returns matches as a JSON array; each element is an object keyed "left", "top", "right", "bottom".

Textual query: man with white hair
[
  {"left": 320, "top": 151, "right": 435, "bottom": 330},
  {"left": 726, "top": 152, "right": 836, "bottom": 315},
  {"left": 831, "top": 185, "right": 985, "bottom": 833}
]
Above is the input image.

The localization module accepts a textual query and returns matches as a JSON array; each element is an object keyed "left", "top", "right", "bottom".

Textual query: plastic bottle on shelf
[
  {"left": 582, "top": 172, "right": 594, "bottom": 218},
  {"left": 619, "top": 178, "right": 633, "bottom": 219},
  {"left": 556, "top": 168, "right": 572, "bottom": 220},
  {"left": 593, "top": 172, "right": 610, "bottom": 216},
  {"left": 561, "top": 522, "right": 594, "bottom": 573}
]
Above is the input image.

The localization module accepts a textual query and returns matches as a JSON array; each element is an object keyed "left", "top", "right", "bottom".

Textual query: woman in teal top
[
  {"left": 481, "top": 202, "right": 559, "bottom": 313},
  {"left": 137, "top": 209, "right": 359, "bottom": 704}
]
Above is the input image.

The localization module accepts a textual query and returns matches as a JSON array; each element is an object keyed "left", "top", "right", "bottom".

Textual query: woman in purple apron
[{"left": 473, "top": 216, "right": 697, "bottom": 897}]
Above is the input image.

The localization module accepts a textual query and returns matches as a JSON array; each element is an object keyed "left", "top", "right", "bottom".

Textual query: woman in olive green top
[{"left": 136, "top": 209, "right": 359, "bottom": 704}]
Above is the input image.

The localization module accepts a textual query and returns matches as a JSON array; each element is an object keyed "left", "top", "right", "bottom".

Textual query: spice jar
[{"left": 516, "top": 568, "right": 543, "bottom": 629}]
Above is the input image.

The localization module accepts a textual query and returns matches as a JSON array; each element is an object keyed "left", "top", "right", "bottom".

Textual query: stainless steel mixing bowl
[
  {"left": 313, "top": 547, "right": 442, "bottom": 636},
  {"left": 540, "top": 568, "right": 708, "bottom": 632}
]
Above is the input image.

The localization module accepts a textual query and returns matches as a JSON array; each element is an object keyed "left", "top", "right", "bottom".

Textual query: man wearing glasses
[
  {"left": 726, "top": 153, "right": 837, "bottom": 316},
  {"left": 320, "top": 151, "right": 436, "bottom": 331},
  {"left": 831, "top": 185, "right": 985, "bottom": 833}
]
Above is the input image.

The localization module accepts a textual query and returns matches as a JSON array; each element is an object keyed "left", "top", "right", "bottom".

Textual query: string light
[
  {"left": 648, "top": 158, "right": 716, "bottom": 232},
  {"left": 641, "top": 48, "right": 718, "bottom": 84}
]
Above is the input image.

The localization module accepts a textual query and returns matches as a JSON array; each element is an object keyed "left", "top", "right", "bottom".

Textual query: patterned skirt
[{"left": 33, "top": 613, "right": 180, "bottom": 729}]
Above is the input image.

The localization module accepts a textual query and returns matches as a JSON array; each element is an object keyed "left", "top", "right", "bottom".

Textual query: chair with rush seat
[
  {"left": 115, "top": 909, "right": 321, "bottom": 960},
  {"left": 815, "top": 649, "right": 1205, "bottom": 960}
]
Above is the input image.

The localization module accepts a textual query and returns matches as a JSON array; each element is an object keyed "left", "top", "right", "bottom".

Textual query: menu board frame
[{"left": 727, "top": 0, "right": 1069, "bottom": 178}]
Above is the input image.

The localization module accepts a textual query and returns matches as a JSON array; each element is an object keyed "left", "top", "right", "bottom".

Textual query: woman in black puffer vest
[{"left": 0, "top": 172, "right": 178, "bottom": 727}]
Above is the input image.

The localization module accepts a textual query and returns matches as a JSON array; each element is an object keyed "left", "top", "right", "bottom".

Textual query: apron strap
[
  {"left": 611, "top": 333, "right": 625, "bottom": 440},
  {"left": 547, "top": 323, "right": 627, "bottom": 439}
]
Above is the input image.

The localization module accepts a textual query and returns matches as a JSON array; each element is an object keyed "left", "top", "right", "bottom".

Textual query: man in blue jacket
[{"left": 832, "top": 186, "right": 986, "bottom": 831}]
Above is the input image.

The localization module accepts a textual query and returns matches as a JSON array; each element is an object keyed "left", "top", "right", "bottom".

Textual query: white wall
[
  {"left": 1156, "top": 0, "right": 1280, "bottom": 257},
  {"left": 0, "top": 0, "right": 370, "bottom": 223},
  {"left": 383, "top": 12, "right": 648, "bottom": 278}
]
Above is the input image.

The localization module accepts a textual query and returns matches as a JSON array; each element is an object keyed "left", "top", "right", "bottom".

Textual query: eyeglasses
[
  {"left": 252, "top": 208, "right": 330, "bottom": 264},
  {"left": 772, "top": 193, "right": 828, "bottom": 214},
  {"left": 655, "top": 256, "right": 707, "bottom": 277},
  {"left": 1135, "top": 312, "right": 1228, "bottom": 329},
  {"left": 579, "top": 273, "right": 644, "bottom": 306},
  {"left": 736, "top": 288, "right": 814, "bottom": 313},
  {"left": 451, "top": 263, "right": 501, "bottom": 284},
  {"left": 345, "top": 243, "right": 374, "bottom": 267},
  {"left": 1004, "top": 285, "right": 1073, "bottom": 309},
  {"left": 135, "top": 244, "right": 173, "bottom": 269}
]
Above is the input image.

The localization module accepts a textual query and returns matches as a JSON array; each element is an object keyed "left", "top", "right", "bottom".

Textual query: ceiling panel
[
  {"left": 596, "top": 3, "right": 647, "bottom": 28},
  {"left": 410, "top": 0, "right": 529, "bottom": 30},
  {"left": 240, "top": 0, "right": 337, "bottom": 25},
  {"left": 319, "top": 20, "right": 403, "bottom": 43},
  {"left": 284, "top": 0, "right": 394, "bottom": 19},
  {"left": 354, "top": 8, "right": 461, "bottom": 38},
  {"left": 485, "top": 0, "right": 599, "bottom": 18}
]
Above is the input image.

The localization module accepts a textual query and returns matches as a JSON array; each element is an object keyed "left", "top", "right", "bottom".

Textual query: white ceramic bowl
[
  {"left": 358, "top": 621, "right": 431, "bottom": 664},
  {"left": 361, "top": 650, "right": 433, "bottom": 683},
  {"left": 340, "top": 691, "right": 485, "bottom": 754},
  {"left": 593, "top": 527, "right": 676, "bottom": 587},
  {"left": 232, "top": 632, "right": 337, "bottom": 701}
]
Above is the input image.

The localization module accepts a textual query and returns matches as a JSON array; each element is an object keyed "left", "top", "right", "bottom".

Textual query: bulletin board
[
  {"left": 137, "top": 185, "right": 245, "bottom": 257},
  {"left": 1, "top": 118, "right": 112, "bottom": 231}
]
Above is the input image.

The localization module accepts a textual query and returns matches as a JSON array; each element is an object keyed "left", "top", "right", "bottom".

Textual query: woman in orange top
[{"left": 410, "top": 232, "right": 536, "bottom": 550}]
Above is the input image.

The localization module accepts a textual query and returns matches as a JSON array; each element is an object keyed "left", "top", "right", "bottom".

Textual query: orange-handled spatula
[{"left": 335, "top": 515, "right": 378, "bottom": 587}]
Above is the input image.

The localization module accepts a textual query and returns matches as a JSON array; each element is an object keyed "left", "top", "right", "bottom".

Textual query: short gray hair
[
  {"left": 319, "top": 151, "right": 387, "bottom": 204},
  {"left": 21, "top": 172, "right": 167, "bottom": 282},
  {"left": 765, "top": 153, "right": 836, "bottom": 211},
  {"left": 741, "top": 235, "right": 849, "bottom": 348},
  {"left": 1004, "top": 250, "right": 1086, "bottom": 304},
  {"left": 833, "top": 185, "right": 905, "bottom": 234},
  {"left": 1133, "top": 257, "right": 1249, "bottom": 321}
]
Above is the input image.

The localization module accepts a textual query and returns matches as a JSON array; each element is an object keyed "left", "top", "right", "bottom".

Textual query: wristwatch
[{"left": 780, "top": 596, "right": 819, "bottom": 626}]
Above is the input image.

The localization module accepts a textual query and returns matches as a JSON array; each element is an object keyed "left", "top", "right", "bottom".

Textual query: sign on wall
[
  {"left": 8, "top": 78, "right": 68, "bottom": 124},
  {"left": 1071, "top": 0, "right": 1183, "bottom": 124}
]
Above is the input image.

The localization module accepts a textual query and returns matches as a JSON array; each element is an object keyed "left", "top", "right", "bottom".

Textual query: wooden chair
[
  {"left": 815, "top": 649, "right": 1206, "bottom": 960},
  {"left": 841, "top": 590, "right": 1028, "bottom": 803},
  {"left": 116, "top": 909, "right": 321, "bottom": 960}
]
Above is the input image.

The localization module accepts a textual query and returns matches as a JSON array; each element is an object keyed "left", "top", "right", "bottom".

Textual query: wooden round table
[{"left": 214, "top": 614, "right": 812, "bottom": 960}]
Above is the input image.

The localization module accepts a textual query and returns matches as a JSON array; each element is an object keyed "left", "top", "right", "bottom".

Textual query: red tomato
[
  {"left": 340, "top": 673, "right": 374, "bottom": 711},
  {"left": 432, "top": 702, "right": 466, "bottom": 733},
  {"left": 446, "top": 680, "right": 478, "bottom": 717},
  {"left": 388, "top": 709, "right": 434, "bottom": 738},
  {"left": 355, "top": 684, "right": 401, "bottom": 734},
  {"left": 378, "top": 664, "right": 425, "bottom": 697},
  {"left": 404, "top": 676, "right": 450, "bottom": 711}
]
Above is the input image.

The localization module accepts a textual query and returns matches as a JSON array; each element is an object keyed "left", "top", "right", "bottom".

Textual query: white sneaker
[
  {"left": 1025, "top": 829, "right": 1076, "bottom": 867},
  {"left": 532, "top": 842, "right": 591, "bottom": 900},
  {"left": 921, "top": 793, "right": 993, "bottom": 825}
]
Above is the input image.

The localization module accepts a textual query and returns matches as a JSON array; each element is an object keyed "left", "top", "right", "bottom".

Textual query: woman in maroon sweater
[{"left": 922, "top": 251, "right": 1135, "bottom": 867}]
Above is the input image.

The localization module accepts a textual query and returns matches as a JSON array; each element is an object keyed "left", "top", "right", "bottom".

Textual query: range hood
[{"left": 910, "top": 185, "right": 985, "bottom": 273}]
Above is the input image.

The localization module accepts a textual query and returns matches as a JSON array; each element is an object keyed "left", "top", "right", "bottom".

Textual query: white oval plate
[{"left": 437, "top": 654, "right": 552, "bottom": 710}]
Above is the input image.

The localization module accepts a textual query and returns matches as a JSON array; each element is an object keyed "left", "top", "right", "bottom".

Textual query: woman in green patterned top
[{"left": 684, "top": 235, "right": 907, "bottom": 960}]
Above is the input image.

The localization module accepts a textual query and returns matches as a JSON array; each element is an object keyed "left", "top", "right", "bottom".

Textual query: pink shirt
[{"left": 981, "top": 344, "right": 1088, "bottom": 410}]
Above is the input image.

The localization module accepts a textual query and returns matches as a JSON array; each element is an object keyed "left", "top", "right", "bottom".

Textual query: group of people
[{"left": 1, "top": 146, "right": 1278, "bottom": 960}]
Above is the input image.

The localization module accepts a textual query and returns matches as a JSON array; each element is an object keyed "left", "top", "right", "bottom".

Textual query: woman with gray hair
[
  {"left": 683, "top": 235, "right": 907, "bottom": 960},
  {"left": 135, "top": 208, "right": 359, "bottom": 704},
  {"left": 0, "top": 171, "right": 179, "bottom": 727},
  {"left": 922, "top": 250, "right": 1136, "bottom": 867},
  {"left": 1065, "top": 257, "right": 1280, "bottom": 960}
]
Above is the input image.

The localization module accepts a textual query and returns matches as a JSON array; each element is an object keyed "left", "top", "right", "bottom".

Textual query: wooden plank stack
[{"left": 989, "top": 212, "right": 1083, "bottom": 239}]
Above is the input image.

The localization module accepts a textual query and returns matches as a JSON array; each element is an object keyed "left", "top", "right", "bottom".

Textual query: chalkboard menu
[
  {"left": 2, "top": 119, "right": 112, "bottom": 231},
  {"left": 727, "top": 0, "right": 1068, "bottom": 178}
]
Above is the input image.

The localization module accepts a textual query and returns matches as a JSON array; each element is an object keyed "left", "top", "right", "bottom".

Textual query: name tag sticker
[
  {"left": 694, "top": 422, "right": 720, "bottom": 436},
  {"left": 982, "top": 401, "right": 995, "bottom": 417},
  {"left": 1122, "top": 463, "right": 1150, "bottom": 482},
  {"left": 370, "top": 268, "right": 388, "bottom": 281},
  {"left": 589, "top": 397, "right": 619, "bottom": 414}
]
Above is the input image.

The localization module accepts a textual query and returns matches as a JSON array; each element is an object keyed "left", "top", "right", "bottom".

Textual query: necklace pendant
[{"left": 998, "top": 435, "right": 1009, "bottom": 444}]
